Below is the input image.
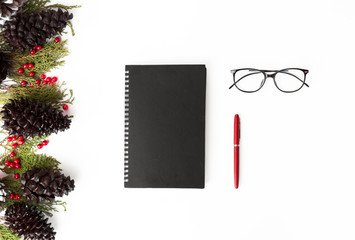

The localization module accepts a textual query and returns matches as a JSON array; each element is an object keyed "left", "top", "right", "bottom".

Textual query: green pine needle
[
  {"left": 20, "top": 0, "right": 51, "bottom": 14},
  {"left": 1, "top": 176, "right": 22, "bottom": 196},
  {"left": 17, "top": 154, "right": 62, "bottom": 174},
  {"left": 8, "top": 40, "right": 69, "bottom": 83},
  {"left": 21, "top": 0, "right": 81, "bottom": 14},
  {"left": 0, "top": 135, "right": 62, "bottom": 175},
  {"left": 0, "top": 225, "right": 21, "bottom": 240},
  {"left": 0, "top": 81, "right": 74, "bottom": 109}
]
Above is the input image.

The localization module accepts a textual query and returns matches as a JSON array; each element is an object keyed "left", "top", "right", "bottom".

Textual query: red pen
[{"left": 234, "top": 114, "right": 240, "bottom": 189}]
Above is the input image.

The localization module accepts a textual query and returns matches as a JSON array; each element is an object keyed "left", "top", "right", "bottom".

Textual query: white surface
[{"left": 46, "top": 0, "right": 355, "bottom": 239}]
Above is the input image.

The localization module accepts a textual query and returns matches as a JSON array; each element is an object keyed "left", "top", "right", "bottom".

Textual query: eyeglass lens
[{"left": 274, "top": 69, "right": 305, "bottom": 92}]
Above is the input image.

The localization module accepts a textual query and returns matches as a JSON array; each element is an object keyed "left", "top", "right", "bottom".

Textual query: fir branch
[
  {"left": 16, "top": 154, "right": 62, "bottom": 175},
  {"left": 2, "top": 198, "right": 67, "bottom": 217},
  {"left": 20, "top": 0, "right": 51, "bottom": 14},
  {"left": 35, "top": 200, "right": 67, "bottom": 217},
  {"left": 0, "top": 197, "right": 66, "bottom": 217},
  {"left": 1, "top": 176, "right": 22, "bottom": 196},
  {"left": 13, "top": 135, "right": 47, "bottom": 156},
  {"left": 0, "top": 81, "right": 74, "bottom": 109},
  {"left": 68, "top": 21, "right": 75, "bottom": 36},
  {"left": 0, "top": 145, "right": 62, "bottom": 175},
  {"left": 8, "top": 40, "right": 69, "bottom": 83},
  {"left": 21, "top": 0, "right": 81, "bottom": 14},
  {"left": 45, "top": 4, "right": 81, "bottom": 10},
  {"left": 0, "top": 225, "right": 21, "bottom": 240}
]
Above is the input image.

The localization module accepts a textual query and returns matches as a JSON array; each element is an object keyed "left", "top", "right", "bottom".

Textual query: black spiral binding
[{"left": 124, "top": 70, "right": 129, "bottom": 183}]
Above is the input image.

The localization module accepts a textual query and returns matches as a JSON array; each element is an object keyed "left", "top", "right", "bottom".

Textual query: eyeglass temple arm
[{"left": 228, "top": 72, "right": 261, "bottom": 89}]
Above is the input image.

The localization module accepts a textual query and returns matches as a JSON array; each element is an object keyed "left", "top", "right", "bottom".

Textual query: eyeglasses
[{"left": 229, "top": 68, "right": 309, "bottom": 93}]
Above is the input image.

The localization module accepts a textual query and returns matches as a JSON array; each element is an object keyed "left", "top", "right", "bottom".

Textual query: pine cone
[
  {"left": 0, "top": 52, "right": 9, "bottom": 82},
  {"left": 0, "top": 0, "right": 27, "bottom": 18},
  {"left": 5, "top": 202, "right": 55, "bottom": 240},
  {"left": 21, "top": 167, "right": 75, "bottom": 203},
  {"left": 1, "top": 98, "right": 71, "bottom": 138},
  {"left": 0, "top": 181, "right": 5, "bottom": 203},
  {"left": 2, "top": 8, "right": 73, "bottom": 51}
]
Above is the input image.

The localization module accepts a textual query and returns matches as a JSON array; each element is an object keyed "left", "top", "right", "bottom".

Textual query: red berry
[
  {"left": 10, "top": 152, "right": 16, "bottom": 157},
  {"left": 18, "top": 136, "right": 23, "bottom": 140},
  {"left": 29, "top": 72, "right": 35, "bottom": 77},
  {"left": 21, "top": 80, "right": 27, "bottom": 86},
  {"left": 12, "top": 136, "right": 17, "bottom": 141},
  {"left": 30, "top": 83, "right": 33, "bottom": 87},
  {"left": 42, "top": 140, "right": 49, "bottom": 146},
  {"left": 9, "top": 162, "right": 14, "bottom": 168},
  {"left": 28, "top": 63, "right": 34, "bottom": 68},
  {"left": 14, "top": 195, "right": 20, "bottom": 200},
  {"left": 54, "top": 37, "right": 61, "bottom": 43},
  {"left": 18, "top": 68, "right": 24, "bottom": 74},
  {"left": 12, "top": 143, "right": 17, "bottom": 149},
  {"left": 14, "top": 173, "right": 20, "bottom": 179},
  {"left": 15, "top": 163, "right": 20, "bottom": 169},
  {"left": 4, "top": 160, "right": 10, "bottom": 166},
  {"left": 9, "top": 193, "right": 14, "bottom": 199},
  {"left": 7, "top": 136, "right": 12, "bottom": 142},
  {"left": 35, "top": 79, "right": 41, "bottom": 84},
  {"left": 18, "top": 139, "right": 24, "bottom": 145},
  {"left": 40, "top": 74, "right": 46, "bottom": 79},
  {"left": 14, "top": 159, "right": 20, "bottom": 164},
  {"left": 33, "top": 46, "right": 37, "bottom": 50},
  {"left": 42, "top": 81, "right": 47, "bottom": 85},
  {"left": 23, "top": 64, "right": 28, "bottom": 69},
  {"left": 30, "top": 50, "right": 36, "bottom": 55},
  {"left": 46, "top": 77, "right": 52, "bottom": 82},
  {"left": 37, "top": 144, "right": 43, "bottom": 149},
  {"left": 37, "top": 45, "right": 42, "bottom": 50},
  {"left": 52, "top": 76, "right": 58, "bottom": 82},
  {"left": 63, "top": 104, "right": 69, "bottom": 110}
]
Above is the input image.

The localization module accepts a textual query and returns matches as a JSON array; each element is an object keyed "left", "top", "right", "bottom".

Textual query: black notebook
[{"left": 124, "top": 65, "right": 206, "bottom": 188}]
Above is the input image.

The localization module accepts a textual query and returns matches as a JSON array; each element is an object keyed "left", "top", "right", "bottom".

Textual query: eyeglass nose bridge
[{"left": 265, "top": 73, "right": 276, "bottom": 78}]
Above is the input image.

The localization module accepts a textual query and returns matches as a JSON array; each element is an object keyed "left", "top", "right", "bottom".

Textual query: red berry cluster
[
  {"left": 5, "top": 138, "right": 23, "bottom": 169},
  {"left": 37, "top": 74, "right": 58, "bottom": 87},
  {"left": 18, "top": 63, "right": 34, "bottom": 74},
  {"left": 18, "top": 62, "right": 36, "bottom": 86},
  {"left": 4, "top": 158, "right": 21, "bottom": 169},
  {"left": 37, "top": 140, "right": 49, "bottom": 149},
  {"left": 7, "top": 136, "right": 25, "bottom": 149},
  {"left": 30, "top": 37, "right": 60, "bottom": 54},
  {"left": 30, "top": 45, "right": 42, "bottom": 55},
  {"left": 9, "top": 193, "right": 21, "bottom": 200}
]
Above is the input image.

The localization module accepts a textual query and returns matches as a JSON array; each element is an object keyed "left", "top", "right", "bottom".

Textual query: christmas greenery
[
  {"left": 0, "top": 81, "right": 74, "bottom": 110},
  {"left": 8, "top": 40, "right": 70, "bottom": 83},
  {"left": 21, "top": 0, "right": 80, "bottom": 16},
  {"left": 0, "top": 173, "right": 67, "bottom": 217},
  {"left": 0, "top": 0, "right": 79, "bottom": 237},
  {"left": 0, "top": 224, "right": 20, "bottom": 240}
]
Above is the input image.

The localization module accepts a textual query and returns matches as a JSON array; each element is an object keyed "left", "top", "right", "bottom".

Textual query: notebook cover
[{"left": 124, "top": 65, "right": 206, "bottom": 188}]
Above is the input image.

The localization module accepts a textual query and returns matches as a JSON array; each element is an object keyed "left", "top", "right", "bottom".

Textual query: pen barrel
[{"left": 234, "top": 146, "right": 239, "bottom": 189}]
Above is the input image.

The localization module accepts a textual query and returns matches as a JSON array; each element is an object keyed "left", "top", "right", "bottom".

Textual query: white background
[{"left": 40, "top": 0, "right": 355, "bottom": 239}]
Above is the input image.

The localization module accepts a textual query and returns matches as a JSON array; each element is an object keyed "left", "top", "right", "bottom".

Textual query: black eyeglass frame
[{"left": 229, "top": 68, "right": 309, "bottom": 93}]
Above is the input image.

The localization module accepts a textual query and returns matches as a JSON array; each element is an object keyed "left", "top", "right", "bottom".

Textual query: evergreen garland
[{"left": 0, "top": 0, "right": 80, "bottom": 239}]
